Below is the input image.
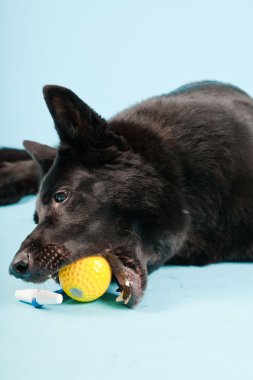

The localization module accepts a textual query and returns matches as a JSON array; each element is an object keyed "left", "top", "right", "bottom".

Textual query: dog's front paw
[{"left": 102, "top": 251, "right": 147, "bottom": 308}]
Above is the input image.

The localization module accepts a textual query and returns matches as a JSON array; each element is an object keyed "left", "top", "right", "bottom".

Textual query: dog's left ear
[
  {"left": 23, "top": 140, "right": 57, "bottom": 174},
  {"left": 43, "top": 85, "right": 127, "bottom": 150}
]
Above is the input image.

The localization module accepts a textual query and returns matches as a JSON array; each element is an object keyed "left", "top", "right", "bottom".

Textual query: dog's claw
[
  {"left": 116, "top": 280, "right": 132, "bottom": 304},
  {"left": 116, "top": 292, "right": 124, "bottom": 302}
]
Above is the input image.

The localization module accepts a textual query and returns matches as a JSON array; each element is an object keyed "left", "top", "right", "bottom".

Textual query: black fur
[{"left": 3, "top": 81, "right": 253, "bottom": 307}]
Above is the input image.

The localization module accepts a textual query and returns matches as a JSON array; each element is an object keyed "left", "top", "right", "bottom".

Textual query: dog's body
[{"left": 2, "top": 81, "right": 253, "bottom": 306}]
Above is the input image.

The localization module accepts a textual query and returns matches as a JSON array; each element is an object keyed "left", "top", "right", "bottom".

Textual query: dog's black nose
[{"left": 9, "top": 253, "right": 30, "bottom": 278}]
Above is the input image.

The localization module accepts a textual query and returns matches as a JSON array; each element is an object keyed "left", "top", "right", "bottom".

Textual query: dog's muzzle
[{"left": 9, "top": 243, "right": 70, "bottom": 282}]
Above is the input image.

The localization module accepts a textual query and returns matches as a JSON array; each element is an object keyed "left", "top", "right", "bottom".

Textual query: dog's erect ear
[
  {"left": 42, "top": 85, "right": 104, "bottom": 143},
  {"left": 23, "top": 140, "right": 57, "bottom": 174},
  {"left": 42, "top": 85, "right": 127, "bottom": 151},
  {"left": 43, "top": 85, "right": 105, "bottom": 142}
]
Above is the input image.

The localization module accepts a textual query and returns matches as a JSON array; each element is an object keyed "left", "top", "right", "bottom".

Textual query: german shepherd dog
[{"left": 2, "top": 81, "right": 253, "bottom": 307}]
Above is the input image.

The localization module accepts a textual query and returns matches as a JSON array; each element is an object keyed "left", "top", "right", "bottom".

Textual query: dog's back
[{"left": 109, "top": 81, "right": 253, "bottom": 265}]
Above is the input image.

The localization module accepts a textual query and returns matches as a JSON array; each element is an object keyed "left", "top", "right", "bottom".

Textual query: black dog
[{"left": 2, "top": 81, "right": 253, "bottom": 307}]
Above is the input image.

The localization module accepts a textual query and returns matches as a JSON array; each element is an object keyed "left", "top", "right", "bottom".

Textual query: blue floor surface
[{"left": 1, "top": 197, "right": 252, "bottom": 380}]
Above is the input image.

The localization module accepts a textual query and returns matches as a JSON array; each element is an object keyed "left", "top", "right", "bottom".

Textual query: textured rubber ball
[{"left": 58, "top": 256, "right": 112, "bottom": 302}]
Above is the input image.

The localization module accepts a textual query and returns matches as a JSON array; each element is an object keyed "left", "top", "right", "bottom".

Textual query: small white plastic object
[{"left": 15, "top": 289, "right": 63, "bottom": 306}]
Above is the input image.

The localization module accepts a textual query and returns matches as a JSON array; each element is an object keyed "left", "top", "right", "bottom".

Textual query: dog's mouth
[
  {"left": 51, "top": 271, "right": 60, "bottom": 283},
  {"left": 10, "top": 244, "right": 146, "bottom": 307}
]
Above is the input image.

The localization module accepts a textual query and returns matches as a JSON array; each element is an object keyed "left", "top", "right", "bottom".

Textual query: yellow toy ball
[{"left": 59, "top": 256, "right": 112, "bottom": 302}]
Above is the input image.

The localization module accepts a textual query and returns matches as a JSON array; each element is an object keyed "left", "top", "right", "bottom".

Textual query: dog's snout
[{"left": 9, "top": 253, "right": 30, "bottom": 278}]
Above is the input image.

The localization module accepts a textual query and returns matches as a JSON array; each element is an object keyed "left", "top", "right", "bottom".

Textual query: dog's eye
[{"left": 54, "top": 191, "right": 68, "bottom": 203}]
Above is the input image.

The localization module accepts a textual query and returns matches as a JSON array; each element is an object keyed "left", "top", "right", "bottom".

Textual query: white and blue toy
[{"left": 15, "top": 289, "right": 69, "bottom": 308}]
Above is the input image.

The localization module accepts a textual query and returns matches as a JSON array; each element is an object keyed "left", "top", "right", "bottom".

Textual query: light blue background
[
  {"left": 1, "top": 1, "right": 253, "bottom": 380},
  {"left": 1, "top": 0, "right": 253, "bottom": 147}
]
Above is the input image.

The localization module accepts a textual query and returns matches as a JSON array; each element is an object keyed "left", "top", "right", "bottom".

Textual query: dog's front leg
[
  {"left": 102, "top": 249, "right": 148, "bottom": 308},
  {"left": 0, "top": 143, "right": 57, "bottom": 205},
  {"left": 0, "top": 159, "right": 39, "bottom": 205}
]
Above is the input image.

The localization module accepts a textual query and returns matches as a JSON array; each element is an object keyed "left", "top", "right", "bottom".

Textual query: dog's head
[{"left": 9, "top": 86, "right": 188, "bottom": 305}]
